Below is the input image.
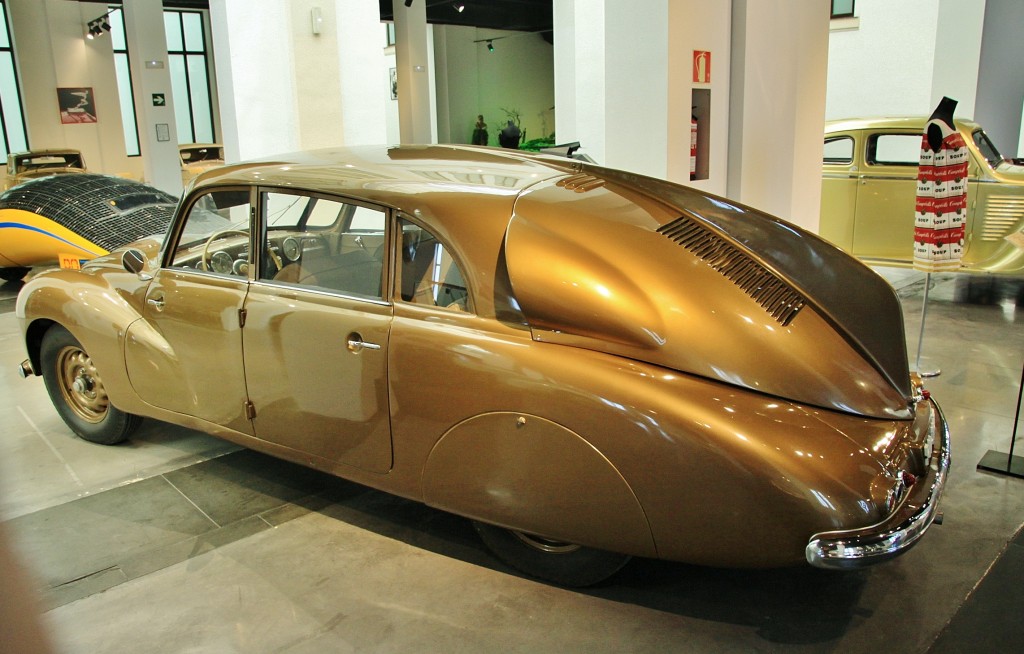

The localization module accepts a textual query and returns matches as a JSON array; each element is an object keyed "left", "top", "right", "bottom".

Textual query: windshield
[{"left": 972, "top": 129, "right": 1005, "bottom": 168}]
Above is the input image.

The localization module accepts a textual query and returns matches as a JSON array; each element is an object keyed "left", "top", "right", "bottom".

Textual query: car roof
[
  {"left": 824, "top": 116, "right": 983, "bottom": 134},
  {"left": 191, "top": 144, "right": 571, "bottom": 212}
]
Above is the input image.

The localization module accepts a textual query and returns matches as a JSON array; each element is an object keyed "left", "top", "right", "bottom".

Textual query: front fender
[
  {"left": 17, "top": 265, "right": 148, "bottom": 412},
  {"left": 421, "top": 412, "right": 657, "bottom": 558}
]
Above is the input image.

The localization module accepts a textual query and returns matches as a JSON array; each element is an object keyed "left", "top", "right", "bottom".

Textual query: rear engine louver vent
[
  {"left": 657, "top": 216, "right": 805, "bottom": 326},
  {"left": 556, "top": 174, "right": 606, "bottom": 193}
]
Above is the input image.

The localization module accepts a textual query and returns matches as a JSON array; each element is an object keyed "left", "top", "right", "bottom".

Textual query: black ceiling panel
[{"left": 380, "top": 0, "right": 553, "bottom": 34}]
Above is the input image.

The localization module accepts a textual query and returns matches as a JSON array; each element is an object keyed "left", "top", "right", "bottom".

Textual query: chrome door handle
[
  {"left": 347, "top": 334, "right": 381, "bottom": 352},
  {"left": 146, "top": 295, "right": 165, "bottom": 311}
]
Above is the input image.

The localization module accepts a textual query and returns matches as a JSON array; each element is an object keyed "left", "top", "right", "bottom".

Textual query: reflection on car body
[
  {"left": 820, "top": 116, "right": 1024, "bottom": 274},
  {"left": 16, "top": 145, "right": 949, "bottom": 586}
]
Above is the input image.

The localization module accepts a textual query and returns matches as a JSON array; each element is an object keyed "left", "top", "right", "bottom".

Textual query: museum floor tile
[{"left": 1, "top": 269, "right": 1022, "bottom": 653}]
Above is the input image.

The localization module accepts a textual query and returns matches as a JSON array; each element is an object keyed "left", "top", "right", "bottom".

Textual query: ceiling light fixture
[
  {"left": 486, "top": 40, "right": 494, "bottom": 52},
  {"left": 404, "top": 0, "right": 414, "bottom": 7},
  {"left": 454, "top": 2, "right": 465, "bottom": 11}
]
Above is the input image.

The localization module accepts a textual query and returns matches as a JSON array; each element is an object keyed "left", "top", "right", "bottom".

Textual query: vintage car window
[
  {"left": 868, "top": 134, "right": 920, "bottom": 166},
  {"left": 822, "top": 136, "right": 853, "bottom": 164},
  {"left": 263, "top": 190, "right": 386, "bottom": 299},
  {"left": 397, "top": 218, "right": 470, "bottom": 312},
  {"left": 170, "top": 188, "right": 252, "bottom": 276},
  {"left": 972, "top": 129, "right": 1004, "bottom": 168}
]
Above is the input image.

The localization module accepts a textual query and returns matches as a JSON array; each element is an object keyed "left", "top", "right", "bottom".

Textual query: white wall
[
  {"left": 7, "top": 0, "right": 142, "bottom": 179},
  {"left": 826, "top": 0, "right": 985, "bottom": 121},
  {"left": 433, "top": 25, "right": 554, "bottom": 147}
]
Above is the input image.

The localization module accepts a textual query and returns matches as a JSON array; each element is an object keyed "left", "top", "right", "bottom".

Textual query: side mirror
[{"left": 121, "top": 249, "right": 150, "bottom": 279}]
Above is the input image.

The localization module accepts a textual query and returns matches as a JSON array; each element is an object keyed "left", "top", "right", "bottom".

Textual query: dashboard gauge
[
  {"left": 282, "top": 237, "right": 301, "bottom": 261},
  {"left": 210, "top": 250, "right": 233, "bottom": 274},
  {"left": 232, "top": 259, "right": 249, "bottom": 276}
]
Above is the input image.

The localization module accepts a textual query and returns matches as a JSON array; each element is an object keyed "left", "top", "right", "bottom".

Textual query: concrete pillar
[
  {"left": 123, "top": 0, "right": 182, "bottom": 196},
  {"left": 394, "top": 0, "right": 433, "bottom": 144},
  {"left": 554, "top": 0, "right": 666, "bottom": 179},
  {"left": 974, "top": 0, "right": 1024, "bottom": 157},
  {"left": 727, "top": 0, "right": 829, "bottom": 232}
]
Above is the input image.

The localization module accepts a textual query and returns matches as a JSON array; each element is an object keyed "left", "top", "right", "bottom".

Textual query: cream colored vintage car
[
  {"left": 820, "top": 117, "right": 1024, "bottom": 274},
  {"left": 16, "top": 145, "right": 949, "bottom": 585},
  {"left": 179, "top": 143, "right": 224, "bottom": 186},
  {"left": 2, "top": 148, "right": 87, "bottom": 191}
]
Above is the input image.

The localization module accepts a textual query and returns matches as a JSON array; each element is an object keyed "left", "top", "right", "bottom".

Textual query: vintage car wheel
[
  {"left": 40, "top": 326, "right": 140, "bottom": 445},
  {"left": 473, "top": 521, "right": 631, "bottom": 587},
  {"left": 0, "top": 267, "right": 29, "bottom": 282}
]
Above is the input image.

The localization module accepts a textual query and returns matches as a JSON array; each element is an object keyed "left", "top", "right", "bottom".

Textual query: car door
[
  {"left": 240, "top": 189, "right": 393, "bottom": 474},
  {"left": 851, "top": 131, "right": 921, "bottom": 262},
  {"left": 819, "top": 133, "right": 858, "bottom": 250},
  {"left": 125, "top": 186, "right": 254, "bottom": 435}
]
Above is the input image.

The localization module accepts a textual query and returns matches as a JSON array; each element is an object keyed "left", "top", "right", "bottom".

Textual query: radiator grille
[
  {"left": 657, "top": 216, "right": 805, "bottom": 326},
  {"left": 0, "top": 174, "right": 177, "bottom": 251},
  {"left": 979, "top": 195, "right": 1024, "bottom": 242}
]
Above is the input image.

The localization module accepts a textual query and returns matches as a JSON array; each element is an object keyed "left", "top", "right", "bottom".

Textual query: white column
[
  {"left": 727, "top": 0, "right": 829, "bottom": 232},
  {"left": 394, "top": 0, "right": 433, "bottom": 144},
  {"left": 124, "top": 0, "right": 182, "bottom": 195}
]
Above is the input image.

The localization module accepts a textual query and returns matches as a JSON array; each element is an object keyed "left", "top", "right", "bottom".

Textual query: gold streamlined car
[
  {"left": 820, "top": 116, "right": 1024, "bottom": 274},
  {"left": 16, "top": 145, "right": 949, "bottom": 585},
  {"left": 2, "top": 148, "right": 87, "bottom": 191}
]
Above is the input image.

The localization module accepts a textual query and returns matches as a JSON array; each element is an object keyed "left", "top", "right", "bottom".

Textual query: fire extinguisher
[{"left": 690, "top": 110, "right": 698, "bottom": 181}]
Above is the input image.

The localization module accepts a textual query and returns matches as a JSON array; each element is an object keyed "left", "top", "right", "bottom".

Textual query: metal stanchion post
[{"left": 915, "top": 272, "right": 940, "bottom": 378}]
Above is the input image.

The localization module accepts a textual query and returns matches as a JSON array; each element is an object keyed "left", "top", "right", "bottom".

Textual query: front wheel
[
  {"left": 473, "top": 521, "right": 631, "bottom": 587},
  {"left": 40, "top": 325, "right": 140, "bottom": 445}
]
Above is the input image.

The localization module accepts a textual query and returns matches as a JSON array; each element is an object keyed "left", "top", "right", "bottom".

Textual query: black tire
[
  {"left": 473, "top": 521, "right": 631, "bottom": 587},
  {"left": 40, "top": 325, "right": 140, "bottom": 445},
  {"left": 0, "top": 266, "right": 29, "bottom": 282}
]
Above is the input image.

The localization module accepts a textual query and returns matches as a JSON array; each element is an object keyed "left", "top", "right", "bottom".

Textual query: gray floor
[{"left": 1, "top": 269, "right": 1022, "bottom": 653}]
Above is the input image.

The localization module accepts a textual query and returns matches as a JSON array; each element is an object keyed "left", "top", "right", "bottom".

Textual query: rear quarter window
[
  {"left": 823, "top": 136, "right": 854, "bottom": 164},
  {"left": 868, "top": 134, "right": 920, "bottom": 166}
]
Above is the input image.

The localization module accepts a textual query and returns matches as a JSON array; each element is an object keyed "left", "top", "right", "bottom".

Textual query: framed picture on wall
[
  {"left": 57, "top": 87, "right": 97, "bottom": 124},
  {"left": 390, "top": 68, "right": 397, "bottom": 100}
]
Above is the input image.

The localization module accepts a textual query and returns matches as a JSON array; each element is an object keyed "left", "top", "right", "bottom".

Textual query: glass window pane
[
  {"left": 164, "top": 12, "right": 183, "bottom": 52},
  {"left": 0, "top": 51, "right": 27, "bottom": 153},
  {"left": 823, "top": 136, "right": 853, "bottom": 164},
  {"left": 871, "top": 134, "right": 920, "bottom": 166},
  {"left": 831, "top": 0, "right": 855, "bottom": 18},
  {"left": 173, "top": 190, "right": 251, "bottom": 272},
  {"left": 187, "top": 55, "right": 213, "bottom": 143},
  {"left": 183, "top": 12, "right": 205, "bottom": 52},
  {"left": 0, "top": 6, "right": 9, "bottom": 49},
  {"left": 114, "top": 54, "right": 140, "bottom": 156},
  {"left": 109, "top": 8, "right": 126, "bottom": 50},
  {"left": 398, "top": 219, "right": 470, "bottom": 312},
  {"left": 168, "top": 55, "right": 193, "bottom": 142}
]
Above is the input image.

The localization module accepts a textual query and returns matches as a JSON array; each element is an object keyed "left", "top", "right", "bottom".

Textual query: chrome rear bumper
[{"left": 805, "top": 398, "right": 950, "bottom": 569}]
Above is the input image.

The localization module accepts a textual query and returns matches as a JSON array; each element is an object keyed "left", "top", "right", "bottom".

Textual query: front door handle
[
  {"left": 346, "top": 333, "right": 381, "bottom": 353},
  {"left": 146, "top": 295, "right": 165, "bottom": 311}
]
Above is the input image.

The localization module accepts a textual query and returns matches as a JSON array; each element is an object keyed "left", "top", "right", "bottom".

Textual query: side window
[
  {"left": 397, "top": 218, "right": 470, "bottom": 312},
  {"left": 170, "top": 189, "right": 252, "bottom": 276},
  {"left": 262, "top": 190, "right": 386, "bottom": 299},
  {"left": 868, "top": 134, "right": 920, "bottom": 166},
  {"left": 823, "top": 136, "right": 854, "bottom": 164}
]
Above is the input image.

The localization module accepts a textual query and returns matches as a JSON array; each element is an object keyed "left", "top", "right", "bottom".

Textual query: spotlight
[
  {"left": 101, "top": 19, "right": 111, "bottom": 32},
  {"left": 486, "top": 40, "right": 494, "bottom": 52},
  {"left": 454, "top": 2, "right": 465, "bottom": 11},
  {"left": 404, "top": 0, "right": 413, "bottom": 6}
]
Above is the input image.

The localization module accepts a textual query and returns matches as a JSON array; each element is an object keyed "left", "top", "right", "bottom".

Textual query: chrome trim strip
[{"left": 805, "top": 398, "right": 950, "bottom": 569}]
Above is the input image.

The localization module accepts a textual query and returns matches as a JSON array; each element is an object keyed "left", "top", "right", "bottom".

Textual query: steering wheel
[{"left": 201, "top": 229, "right": 249, "bottom": 273}]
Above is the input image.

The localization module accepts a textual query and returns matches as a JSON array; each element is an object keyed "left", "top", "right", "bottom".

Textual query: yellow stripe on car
[{"left": 0, "top": 208, "right": 106, "bottom": 267}]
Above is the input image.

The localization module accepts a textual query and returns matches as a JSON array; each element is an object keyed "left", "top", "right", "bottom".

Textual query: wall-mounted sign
[
  {"left": 693, "top": 51, "right": 711, "bottom": 84},
  {"left": 152, "top": 93, "right": 166, "bottom": 107},
  {"left": 57, "top": 87, "right": 97, "bottom": 124},
  {"left": 156, "top": 123, "right": 170, "bottom": 142}
]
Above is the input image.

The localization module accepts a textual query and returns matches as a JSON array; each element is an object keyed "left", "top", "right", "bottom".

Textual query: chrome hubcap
[
  {"left": 512, "top": 531, "right": 582, "bottom": 554},
  {"left": 57, "top": 346, "right": 108, "bottom": 424}
]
